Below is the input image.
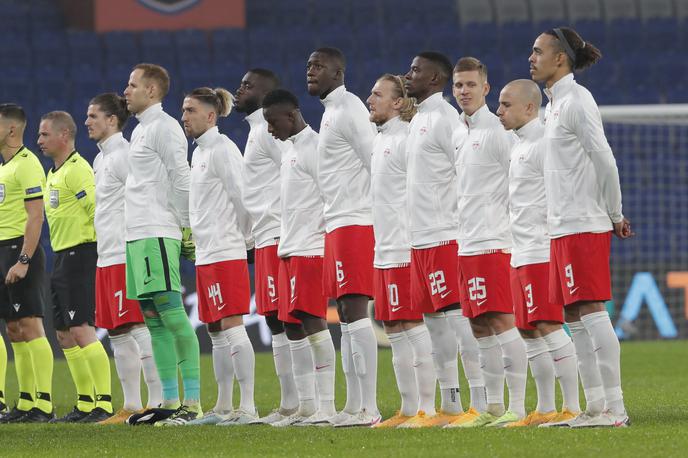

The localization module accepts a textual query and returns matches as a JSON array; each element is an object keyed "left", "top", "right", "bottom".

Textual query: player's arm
[
  {"left": 216, "top": 142, "right": 254, "bottom": 248},
  {"left": 569, "top": 98, "right": 630, "bottom": 237},
  {"left": 442, "top": 114, "right": 465, "bottom": 165},
  {"left": 345, "top": 111, "right": 375, "bottom": 171},
  {"left": 66, "top": 164, "right": 96, "bottom": 221},
  {"left": 156, "top": 124, "right": 191, "bottom": 228}
]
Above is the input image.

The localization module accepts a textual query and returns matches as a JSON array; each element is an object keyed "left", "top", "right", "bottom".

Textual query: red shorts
[
  {"left": 279, "top": 256, "right": 329, "bottom": 323},
  {"left": 323, "top": 225, "right": 375, "bottom": 299},
  {"left": 95, "top": 264, "right": 144, "bottom": 330},
  {"left": 254, "top": 244, "right": 280, "bottom": 316},
  {"left": 374, "top": 266, "right": 422, "bottom": 322},
  {"left": 510, "top": 263, "right": 564, "bottom": 330},
  {"left": 458, "top": 252, "right": 513, "bottom": 319},
  {"left": 549, "top": 232, "right": 612, "bottom": 306},
  {"left": 196, "top": 260, "right": 250, "bottom": 323},
  {"left": 410, "top": 242, "right": 461, "bottom": 313}
]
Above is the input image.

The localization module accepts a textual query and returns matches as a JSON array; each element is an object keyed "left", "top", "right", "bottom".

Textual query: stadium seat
[
  {"left": 457, "top": 0, "right": 495, "bottom": 26},
  {"left": 566, "top": 0, "right": 604, "bottom": 23},
  {"left": 529, "top": 0, "right": 568, "bottom": 30}
]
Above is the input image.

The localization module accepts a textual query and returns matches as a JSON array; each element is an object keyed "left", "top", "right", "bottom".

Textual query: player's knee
[
  {"left": 143, "top": 309, "right": 159, "bottom": 319},
  {"left": 264, "top": 314, "right": 284, "bottom": 335},
  {"left": 284, "top": 322, "right": 307, "bottom": 340},
  {"left": 6, "top": 320, "right": 23, "bottom": 341}
]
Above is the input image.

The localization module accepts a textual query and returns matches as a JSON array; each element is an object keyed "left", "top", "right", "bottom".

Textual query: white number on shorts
[
  {"left": 564, "top": 264, "right": 575, "bottom": 288},
  {"left": 114, "top": 290, "right": 124, "bottom": 314},
  {"left": 335, "top": 260, "right": 345, "bottom": 283},
  {"left": 290, "top": 276, "right": 296, "bottom": 300},
  {"left": 429, "top": 270, "right": 447, "bottom": 295},
  {"left": 267, "top": 275, "right": 276, "bottom": 299},
  {"left": 208, "top": 282, "right": 224, "bottom": 306},
  {"left": 388, "top": 283, "right": 399, "bottom": 306},
  {"left": 468, "top": 277, "right": 486, "bottom": 301},
  {"left": 524, "top": 283, "right": 534, "bottom": 308}
]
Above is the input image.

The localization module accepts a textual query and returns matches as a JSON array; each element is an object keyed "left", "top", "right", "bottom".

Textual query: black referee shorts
[
  {"left": 51, "top": 242, "right": 97, "bottom": 330},
  {"left": 0, "top": 237, "right": 47, "bottom": 321}
]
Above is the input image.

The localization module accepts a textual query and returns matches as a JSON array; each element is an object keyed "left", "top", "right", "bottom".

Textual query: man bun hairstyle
[
  {"left": 133, "top": 63, "right": 171, "bottom": 98},
  {"left": 90, "top": 93, "right": 130, "bottom": 130},
  {"left": 262, "top": 89, "right": 300, "bottom": 110},
  {"left": 417, "top": 51, "right": 453, "bottom": 84},
  {"left": 545, "top": 27, "right": 602, "bottom": 71},
  {"left": 188, "top": 87, "right": 234, "bottom": 117},
  {"left": 0, "top": 103, "right": 27, "bottom": 125},
  {"left": 377, "top": 73, "right": 417, "bottom": 122},
  {"left": 454, "top": 56, "right": 488, "bottom": 82}
]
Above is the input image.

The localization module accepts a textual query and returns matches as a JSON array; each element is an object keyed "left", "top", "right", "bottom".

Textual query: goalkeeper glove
[{"left": 181, "top": 227, "right": 196, "bottom": 261}]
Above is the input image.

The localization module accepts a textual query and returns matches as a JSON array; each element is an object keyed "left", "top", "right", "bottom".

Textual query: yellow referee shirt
[
  {"left": 44, "top": 151, "right": 96, "bottom": 251},
  {"left": 0, "top": 146, "right": 46, "bottom": 241}
]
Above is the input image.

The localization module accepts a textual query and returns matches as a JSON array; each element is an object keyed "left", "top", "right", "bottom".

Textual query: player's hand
[
  {"left": 181, "top": 227, "right": 196, "bottom": 261},
  {"left": 613, "top": 217, "right": 634, "bottom": 239},
  {"left": 5, "top": 262, "right": 29, "bottom": 284}
]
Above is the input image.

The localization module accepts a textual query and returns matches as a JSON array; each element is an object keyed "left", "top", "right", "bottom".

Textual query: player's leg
[
  {"left": 539, "top": 320, "right": 580, "bottom": 416},
  {"left": 7, "top": 323, "right": 35, "bottom": 413},
  {"left": 265, "top": 314, "right": 299, "bottom": 418},
  {"left": 129, "top": 325, "right": 162, "bottom": 408},
  {"left": 382, "top": 321, "right": 418, "bottom": 424},
  {"left": 0, "top": 327, "right": 6, "bottom": 416}
]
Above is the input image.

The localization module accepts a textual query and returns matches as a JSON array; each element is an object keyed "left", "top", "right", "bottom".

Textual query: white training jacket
[
  {"left": 508, "top": 118, "right": 550, "bottom": 268},
  {"left": 371, "top": 116, "right": 411, "bottom": 268},
  {"left": 125, "top": 103, "right": 190, "bottom": 241},
  {"left": 190, "top": 126, "right": 252, "bottom": 265},
  {"left": 94, "top": 132, "right": 128, "bottom": 267},
  {"left": 543, "top": 73, "right": 624, "bottom": 238},
  {"left": 317, "top": 85, "right": 376, "bottom": 232},
  {"left": 242, "top": 109, "right": 285, "bottom": 248},
  {"left": 407, "top": 92, "right": 466, "bottom": 247},
  {"left": 456, "top": 104, "right": 514, "bottom": 255},
  {"left": 277, "top": 125, "right": 326, "bottom": 258}
]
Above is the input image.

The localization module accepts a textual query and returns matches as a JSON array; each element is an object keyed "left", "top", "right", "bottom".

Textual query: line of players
[{"left": 0, "top": 25, "right": 632, "bottom": 428}]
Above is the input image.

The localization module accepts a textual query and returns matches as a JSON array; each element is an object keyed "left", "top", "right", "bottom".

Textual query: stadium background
[{"left": 0, "top": 0, "right": 686, "bottom": 353}]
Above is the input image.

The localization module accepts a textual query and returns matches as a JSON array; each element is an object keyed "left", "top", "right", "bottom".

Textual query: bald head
[{"left": 496, "top": 79, "right": 543, "bottom": 131}]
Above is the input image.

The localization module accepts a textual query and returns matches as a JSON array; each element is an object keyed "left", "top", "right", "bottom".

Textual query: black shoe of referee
[
  {"left": 0, "top": 406, "right": 29, "bottom": 423},
  {"left": 79, "top": 407, "right": 112, "bottom": 423},
  {"left": 50, "top": 406, "right": 91, "bottom": 423},
  {"left": 18, "top": 407, "right": 55, "bottom": 423}
]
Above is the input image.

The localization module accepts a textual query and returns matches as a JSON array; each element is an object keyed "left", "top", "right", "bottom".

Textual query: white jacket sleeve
[
  {"left": 155, "top": 122, "right": 191, "bottom": 227},
  {"left": 215, "top": 140, "right": 254, "bottom": 248},
  {"left": 570, "top": 98, "right": 624, "bottom": 223},
  {"left": 345, "top": 111, "right": 375, "bottom": 171}
]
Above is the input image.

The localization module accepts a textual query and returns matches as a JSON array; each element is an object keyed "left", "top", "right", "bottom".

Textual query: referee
[
  {"left": 38, "top": 111, "right": 113, "bottom": 423},
  {"left": 0, "top": 104, "right": 54, "bottom": 423}
]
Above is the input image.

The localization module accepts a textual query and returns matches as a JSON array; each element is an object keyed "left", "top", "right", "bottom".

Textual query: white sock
[
  {"left": 388, "top": 331, "right": 418, "bottom": 417},
  {"left": 227, "top": 325, "right": 256, "bottom": 414},
  {"left": 272, "top": 333, "right": 299, "bottom": 411},
  {"left": 445, "top": 309, "right": 486, "bottom": 412},
  {"left": 524, "top": 337, "right": 555, "bottom": 413},
  {"left": 404, "top": 324, "right": 437, "bottom": 416},
  {"left": 109, "top": 333, "right": 143, "bottom": 411},
  {"left": 130, "top": 325, "right": 162, "bottom": 408},
  {"left": 543, "top": 328, "right": 581, "bottom": 413},
  {"left": 340, "top": 323, "right": 360, "bottom": 414},
  {"left": 477, "top": 334, "right": 504, "bottom": 415},
  {"left": 423, "top": 312, "right": 462, "bottom": 414},
  {"left": 581, "top": 312, "right": 625, "bottom": 415},
  {"left": 568, "top": 321, "right": 605, "bottom": 414},
  {"left": 308, "top": 329, "right": 336, "bottom": 416},
  {"left": 496, "top": 328, "right": 527, "bottom": 417},
  {"left": 348, "top": 318, "right": 379, "bottom": 414},
  {"left": 288, "top": 337, "right": 317, "bottom": 417},
  {"left": 209, "top": 330, "right": 234, "bottom": 413}
]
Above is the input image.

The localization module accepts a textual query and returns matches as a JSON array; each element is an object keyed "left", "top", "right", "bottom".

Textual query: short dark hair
[
  {"left": 544, "top": 26, "right": 602, "bottom": 71},
  {"left": 247, "top": 68, "right": 281, "bottom": 91},
  {"left": 90, "top": 93, "right": 130, "bottom": 130},
  {"left": 0, "top": 103, "right": 27, "bottom": 125},
  {"left": 262, "top": 89, "right": 300, "bottom": 110},
  {"left": 314, "top": 47, "right": 346, "bottom": 70},
  {"left": 417, "top": 51, "right": 453, "bottom": 82},
  {"left": 133, "top": 63, "right": 171, "bottom": 98}
]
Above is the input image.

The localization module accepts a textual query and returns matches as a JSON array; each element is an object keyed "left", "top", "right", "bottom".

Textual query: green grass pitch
[{"left": 1, "top": 340, "right": 687, "bottom": 457}]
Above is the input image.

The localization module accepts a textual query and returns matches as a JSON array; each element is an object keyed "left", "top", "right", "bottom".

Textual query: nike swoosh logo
[
  {"left": 569, "top": 286, "right": 579, "bottom": 295},
  {"left": 593, "top": 347, "right": 601, "bottom": 353},
  {"left": 144, "top": 278, "right": 153, "bottom": 285},
  {"left": 315, "top": 364, "right": 330, "bottom": 370},
  {"left": 391, "top": 306, "right": 403, "bottom": 312},
  {"left": 553, "top": 355, "right": 572, "bottom": 362},
  {"left": 118, "top": 309, "right": 129, "bottom": 318},
  {"left": 440, "top": 290, "right": 452, "bottom": 299},
  {"left": 231, "top": 351, "right": 239, "bottom": 356},
  {"left": 137, "top": 413, "right": 155, "bottom": 422},
  {"left": 217, "top": 303, "right": 226, "bottom": 310},
  {"left": 291, "top": 296, "right": 297, "bottom": 303},
  {"left": 271, "top": 297, "right": 279, "bottom": 303},
  {"left": 339, "top": 281, "right": 348, "bottom": 288},
  {"left": 527, "top": 307, "right": 538, "bottom": 314},
  {"left": 477, "top": 299, "right": 487, "bottom": 306},
  {"left": 178, "top": 359, "right": 187, "bottom": 365}
]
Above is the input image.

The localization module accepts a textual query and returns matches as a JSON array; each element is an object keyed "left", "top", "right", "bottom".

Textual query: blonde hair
[
  {"left": 377, "top": 73, "right": 417, "bottom": 122},
  {"left": 187, "top": 87, "right": 234, "bottom": 117}
]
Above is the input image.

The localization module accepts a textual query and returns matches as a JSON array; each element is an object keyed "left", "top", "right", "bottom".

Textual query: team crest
[
  {"left": 552, "top": 110, "right": 560, "bottom": 120},
  {"left": 290, "top": 158, "right": 297, "bottom": 167},
  {"left": 383, "top": 147, "right": 391, "bottom": 156},
  {"left": 419, "top": 126, "right": 427, "bottom": 135},
  {"left": 49, "top": 189, "right": 59, "bottom": 208},
  {"left": 137, "top": 0, "right": 200, "bottom": 14},
  {"left": 472, "top": 141, "right": 480, "bottom": 150},
  {"left": 0, "top": 184, "right": 5, "bottom": 203}
]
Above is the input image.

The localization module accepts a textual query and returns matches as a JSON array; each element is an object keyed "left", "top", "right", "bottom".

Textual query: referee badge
[
  {"left": 0, "top": 184, "right": 5, "bottom": 203},
  {"left": 49, "top": 189, "right": 60, "bottom": 208}
]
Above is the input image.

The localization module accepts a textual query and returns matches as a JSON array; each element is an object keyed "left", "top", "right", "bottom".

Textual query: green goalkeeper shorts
[{"left": 125, "top": 237, "right": 181, "bottom": 300}]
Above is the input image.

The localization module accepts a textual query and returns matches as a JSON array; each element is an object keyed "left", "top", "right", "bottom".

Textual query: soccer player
[
  {"left": 234, "top": 68, "right": 300, "bottom": 424},
  {"left": 0, "top": 104, "right": 55, "bottom": 423},
  {"left": 366, "top": 74, "right": 436, "bottom": 429},
  {"left": 121, "top": 64, "right": 202, "bottom": 426},
  {"left": 451, "top": 57, "right": 528, "bottom": 428},
  {"left": 180, "top": 87, "right": 258, "bottom": 426},
  {"left": 496, "top": 79, "right": 581, "bottom": 427},
  {"left": 262, "top": 89, "right": 338, "bottom": 427},
  {"left": 529, "top": 27, "right": 632, "bottom": 428},
  {"left": 86, "top": 93, "right": 163, "bottom": 424},
  {"left": 38, "top": 111, "right": 113, "bottom": 423},
  {"left": 403, "top": 51, "right": 485, "bottom": 428},
  {"left": 306, "top": 47, "right": 380, "bottom": 426}
]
